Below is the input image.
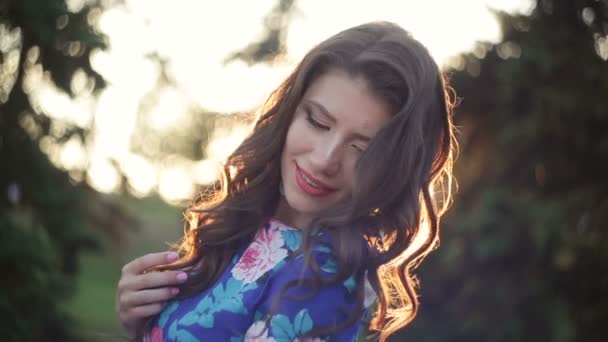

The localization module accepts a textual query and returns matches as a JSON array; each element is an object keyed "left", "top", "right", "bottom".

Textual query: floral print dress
[{"left": 146, "top": 219, "right": 377, "bottom": 342}]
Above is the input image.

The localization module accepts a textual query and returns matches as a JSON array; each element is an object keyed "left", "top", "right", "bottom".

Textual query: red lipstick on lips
[{"left": 294, "top": 163, "right": 337, "bottom": 197}]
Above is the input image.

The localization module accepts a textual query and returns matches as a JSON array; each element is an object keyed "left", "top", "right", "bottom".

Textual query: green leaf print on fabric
[
  {"left": 313, "top": 244, "right": 332, "bottom": 254},
  {"left": 211, "top": 277, "right": 253, "bottom": 314},
  {"left": 158, "top": 301, "right": 179, "bottom": 328},
  {"left": 280, "top": 229, "right": 302, "bottom": 251},
  {"left": 270, "top": 314, "right": 295, "bottom": 341},
  {"left": 270, "top": 309, "right": 314, "bottom": 340},
  {"left": 343, "top": 274, "right": 357, "bottom": 293},
  {"left": 293, "top": 309, "right": 314, "bottom": 335},
  {"left": 320, "top": 256, "right": 337, "bottom": 274},
  {"left": 168, "top": 319, "right": 199, "bottom": 341},
  {"left": 179, "top": 295, "right": 215, "bottom": 328},
  {"left": 179, "top": 277, "right": 258, "bottom": 329}
]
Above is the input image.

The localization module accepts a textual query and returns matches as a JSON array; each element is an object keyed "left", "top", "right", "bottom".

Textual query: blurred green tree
[
  {"left": 398, "top": 0, "right": 608, "bottom": 341},
  {"left": 0, "top": 0, "right": 135, "bottom": 340}
]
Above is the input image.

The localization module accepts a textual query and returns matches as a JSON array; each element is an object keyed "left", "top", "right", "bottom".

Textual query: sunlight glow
[
  {"left": 206, "top": 124, "right": 252, "bottom": 162},
  {"left": 31, "top": 0, "right": 533, "bottom": 199},
  {"left": 93, "top": 86, "right": 139, "bottom": 157},
  {"left": 148, "top": 88, "right": 189, "bottom": 131},
  {"left": 24, "top": 62, "right": 95, "bottom": 129},
  {"left": 158, "top": 162, "right": 196, "bottom": 203},
  {"left": 59, "top": 136, "right": 87, "bottom": 170},
  {"left": 120, "top": 153, "right": 157, "bottom": 197},
  {"left": 87, "top": 157, "right": 120, "bottom": 193},
  {"left": 191, "top": 159, "right": 222, "bottom": 186}
]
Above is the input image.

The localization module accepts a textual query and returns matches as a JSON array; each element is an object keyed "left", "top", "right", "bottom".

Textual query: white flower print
[
  {"left": 232, "top": 225, "right": 288, "bottom": 283},
  {"left": 244, "top": 321, "right": 276, "bottom": 342}
]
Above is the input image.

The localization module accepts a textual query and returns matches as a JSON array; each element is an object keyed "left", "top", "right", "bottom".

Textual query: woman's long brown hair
[{"left": 141, "top": 21, "right": 457, "bottom": 342}]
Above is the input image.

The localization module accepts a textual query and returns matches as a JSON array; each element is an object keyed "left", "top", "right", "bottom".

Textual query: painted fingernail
[
  {"left": 166, "top": 252, "right": 178, "bottom": 262},
  {"left": 171, "top": 288, "right": 180, "bottom": 295},
  {"left": 176, "top": 272, "right": 188, "bottom": 282}
]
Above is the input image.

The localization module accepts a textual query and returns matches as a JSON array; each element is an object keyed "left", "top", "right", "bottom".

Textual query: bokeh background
[{"left": 1, "top": 0, "right": 607, "bottom": 341}]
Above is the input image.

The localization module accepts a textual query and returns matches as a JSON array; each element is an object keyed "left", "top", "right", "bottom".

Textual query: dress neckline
[{"left": 266, "top": 217, "right": 301, "bottom": 231}]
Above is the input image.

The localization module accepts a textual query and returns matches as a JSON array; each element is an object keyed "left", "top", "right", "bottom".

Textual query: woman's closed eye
[
  {"left": 305, "top": 110, "right": 330, "bottom": 130},
  {"left": 352, "top": 144, "right": 365, "bottom": 153}
]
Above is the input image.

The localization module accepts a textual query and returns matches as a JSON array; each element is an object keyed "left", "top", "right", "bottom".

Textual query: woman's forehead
[{"left": 302, "top": 69, "right": 392, "bottom": 136}]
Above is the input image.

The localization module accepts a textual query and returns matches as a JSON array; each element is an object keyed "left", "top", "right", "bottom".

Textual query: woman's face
[{"left": 276, "top": 68, "right": 392, "bottom": 228}]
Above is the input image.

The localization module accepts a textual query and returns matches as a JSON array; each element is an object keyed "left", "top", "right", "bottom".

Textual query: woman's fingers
[
  {"left": 128, "top": 302, "right": 168, "bottom": 319},
  {"left": 119, "top": 286, "right": 180, "bottom": 308},
  {"left": 118, "top": 301, "right": 168, "bottom": 329},
  {"left": 119, "top": 269, "right": 189, "bottom": 292},
  {"left": 116, "top": 252, "right": 185, "bottom": 339},
  {"left": 121, "top": 251, "right": 179, "bottom": 275}
]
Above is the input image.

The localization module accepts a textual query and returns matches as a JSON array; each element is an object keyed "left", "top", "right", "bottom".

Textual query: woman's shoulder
[
  {"left": 256, "top": 218, "right": 377, "bottom": 304},
  {"left": 232, "top": 218, "right": 363, "bottom": 284},
  {"left": 229, "top": 219, "right": 298, "bottom": 284}
]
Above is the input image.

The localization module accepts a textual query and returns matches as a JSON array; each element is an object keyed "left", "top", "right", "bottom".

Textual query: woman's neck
[{"left": 273, "top": 197, "right": 313, "bottom": 230}]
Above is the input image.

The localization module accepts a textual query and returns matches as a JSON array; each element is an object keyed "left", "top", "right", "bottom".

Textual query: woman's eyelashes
[
  {"left": 305, "top": 109, "right": 330, "bottom": 130},
  {"left": 303, "top": 107, "right": 367, "bottom": 153},
  {"left": 352, "top": 144, "right": 365, "bottom": 153}
]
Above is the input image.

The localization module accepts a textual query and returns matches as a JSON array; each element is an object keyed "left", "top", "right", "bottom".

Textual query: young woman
[{"left": 116, "top": 21, "right": 457, "bottom": 342}]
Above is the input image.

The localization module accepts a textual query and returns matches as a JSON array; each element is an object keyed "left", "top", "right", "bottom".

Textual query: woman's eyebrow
[{"left": 304, "top": 99, "right": 336, "bottom": 123}]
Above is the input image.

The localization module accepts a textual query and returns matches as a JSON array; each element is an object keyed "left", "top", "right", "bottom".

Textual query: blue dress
[{"left": 146, "top": 219, "right": 378, "bottom": 342}]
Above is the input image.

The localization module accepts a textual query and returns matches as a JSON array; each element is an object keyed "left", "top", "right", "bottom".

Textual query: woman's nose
[{"left": 309, "top": 139, "right": 342, "bottom": 176}]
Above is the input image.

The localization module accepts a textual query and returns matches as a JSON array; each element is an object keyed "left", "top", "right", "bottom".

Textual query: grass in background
[{"left": 65, "top": 195, "right": 184, "bottom": 341}]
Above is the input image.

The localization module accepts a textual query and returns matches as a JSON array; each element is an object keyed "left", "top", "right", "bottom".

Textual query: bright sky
[{"left": 35, "top": 0, "right": 534, "bottom": 203}]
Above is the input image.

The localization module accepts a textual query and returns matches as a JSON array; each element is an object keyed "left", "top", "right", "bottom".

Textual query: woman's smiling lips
[{"left": 294, "top": 162, "right": 337, "bottom": 196}]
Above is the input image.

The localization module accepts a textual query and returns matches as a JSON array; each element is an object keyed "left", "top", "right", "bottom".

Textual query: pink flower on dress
[
  {"left": 232, "top": 225, "right": 288, "bottom": 283},
  {"left": 296, "top": 337, "right": 324, "bottom": 342},
  {"left": 244, "top": 321, "right": 276, "bottom": 342},
  {"left": 149, "top": 326, "right": 163, "bottom": 342}
]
